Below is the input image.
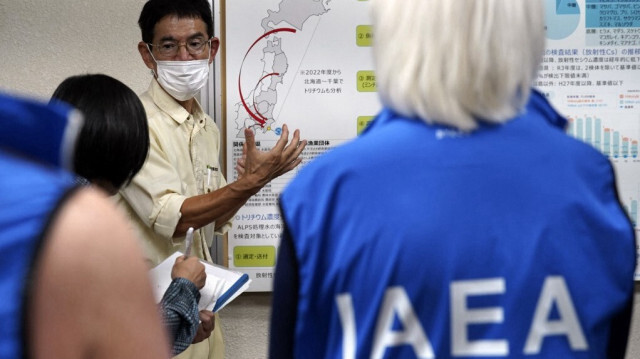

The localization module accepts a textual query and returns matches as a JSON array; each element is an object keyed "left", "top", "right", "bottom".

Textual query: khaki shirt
[{"left": 118, "top": 79, "right": 231, "bottom": 266}]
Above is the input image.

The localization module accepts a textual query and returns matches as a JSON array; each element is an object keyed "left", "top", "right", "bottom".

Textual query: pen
[{"left": 184, "top": 227, "right": 194, "bottom": 257}]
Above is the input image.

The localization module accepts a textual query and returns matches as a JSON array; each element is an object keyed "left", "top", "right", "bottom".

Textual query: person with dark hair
[
  {"left": 137, "top": 0, "right": 214, "bottom": 52},
  {"left": 50, "top": 73, "right": 214, "bottom": 356},
  {"left": 270, "top": 0, "right": 636, "bottom": 358},
  {"left": 119, "top": 1, "right": 307, "bottom": 357},
  {"left": 0, "top": 92, "right": 170, "bottom": 359},
  {"left": 51, "top": 74, "right": 149, "bottom": 194}
]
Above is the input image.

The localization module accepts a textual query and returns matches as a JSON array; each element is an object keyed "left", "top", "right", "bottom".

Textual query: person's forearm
[
  {"left": 173, "top": 176, "right": 262, "bottom": 237},
  {"left": 160, "top": 278, "right": 201, "bottom": 355},
  {"left": 173, "top": 126, "right": 306, "bottom": 237}
]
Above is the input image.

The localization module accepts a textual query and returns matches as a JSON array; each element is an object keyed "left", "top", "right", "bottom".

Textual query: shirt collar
[{"left": 148, "top": 78, "right": 207, "bottom": 127}]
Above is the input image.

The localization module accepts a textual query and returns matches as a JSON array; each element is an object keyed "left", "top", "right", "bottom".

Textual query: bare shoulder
[
  {"left": 28, "top": 188, "right": 170, "bottom": 359},
  {"left": 46, "top": 188, "right": 146, "bottom": 268}
]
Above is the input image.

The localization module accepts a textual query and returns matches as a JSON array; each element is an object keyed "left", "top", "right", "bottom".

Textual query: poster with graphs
[
  {"left": 222, "top": 0, "right": 640, "bottom": 290},
  {"left": 535, "top": 0, "right": 640, "bottom": 279}
]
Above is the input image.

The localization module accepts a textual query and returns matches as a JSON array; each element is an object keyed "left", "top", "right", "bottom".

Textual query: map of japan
[{"left": 231, "top": 0, "right": 331, "bottom": 137}]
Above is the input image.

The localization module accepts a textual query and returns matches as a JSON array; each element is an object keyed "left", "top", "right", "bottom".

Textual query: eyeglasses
[{"left": 147, "top": 37, "right": 211, "bottom": 57}]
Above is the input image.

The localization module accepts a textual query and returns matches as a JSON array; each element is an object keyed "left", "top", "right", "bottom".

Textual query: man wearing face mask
[{"left": 117, "top": 0, "right": 307, "bottom": 358}]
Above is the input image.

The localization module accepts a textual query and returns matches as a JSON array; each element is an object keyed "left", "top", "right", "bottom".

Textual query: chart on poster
[
  {"left": 535, "top": 0, "right": 640, "bottom": 279},
  {"left": 221, "top": 0, "right": 640, "bottom": 290},
  {"left": 546, "top": 0, "right": 582, "bottom": 40}
]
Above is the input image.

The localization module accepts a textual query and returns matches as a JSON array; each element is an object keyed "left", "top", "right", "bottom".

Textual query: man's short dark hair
[
  {"left": 138, "top": 0, "right": 214, "bottom": 44},
  {"left": 51, "top": 74, "right": 149, "bottom": 190}
]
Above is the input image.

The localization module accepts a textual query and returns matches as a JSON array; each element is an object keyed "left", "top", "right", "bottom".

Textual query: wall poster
[
  {"left": 222, "top": 0, "right": 378, "bottom": 290},
  {"left": 535, "top": 0, "right": 640, "bottom": 279}
]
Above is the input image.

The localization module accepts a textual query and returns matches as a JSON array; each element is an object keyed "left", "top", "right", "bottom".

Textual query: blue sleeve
[
  {"left": 160, "top": 277, "right": 201, "bottom": 356},
  {"left": 269, "top": 220, "right": 299, "bottom": 359}
]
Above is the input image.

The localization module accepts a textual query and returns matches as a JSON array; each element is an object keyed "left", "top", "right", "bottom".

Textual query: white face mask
[{"left": 152, "top": 55, "right": 210, "bottom": 102}]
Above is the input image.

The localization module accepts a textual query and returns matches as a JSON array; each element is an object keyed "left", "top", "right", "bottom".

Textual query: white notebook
[{"left": 149, "top": 251, "right": 251, "bottom": 312}]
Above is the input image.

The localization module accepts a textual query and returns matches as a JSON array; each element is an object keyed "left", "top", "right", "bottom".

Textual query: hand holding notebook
[{"left": 149, "top": 251, "right": 251, "bottom": 312}]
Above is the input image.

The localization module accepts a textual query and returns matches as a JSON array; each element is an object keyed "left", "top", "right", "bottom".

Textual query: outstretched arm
[{"left": 175, "top": 124, "right": 306, "bottom": 236}]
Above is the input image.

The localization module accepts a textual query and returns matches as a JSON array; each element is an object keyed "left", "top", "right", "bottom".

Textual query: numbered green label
[
  {"left": 233, "top": 246, "right": 276, "bottom": 267},
  {"left": 357, "top": 71, "right": 377, "bottom": 92},
  {"left": 356, "top": 25, "right": 373, "bottom": 47},
  {"left": 357, "top": 116, "right": 375, "bottom": 134}
]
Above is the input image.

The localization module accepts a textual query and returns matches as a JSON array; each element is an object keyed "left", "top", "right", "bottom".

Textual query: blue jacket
[
  {"left": 0, "top": 150, "right": 76, "bottom": 358},
  {"left": 0, "top": 93, "right": 78, "bottom": 358},
  {"left": 272, "top": 90, "right": 635, "bottom": 358}
]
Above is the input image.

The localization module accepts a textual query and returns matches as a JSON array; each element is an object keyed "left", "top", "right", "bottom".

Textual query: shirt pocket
[{"left": 204, "top": 165, "right": 222, "bottom": 194}]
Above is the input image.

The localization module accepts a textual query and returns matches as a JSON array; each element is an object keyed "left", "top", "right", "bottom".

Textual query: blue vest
[
  {"left": 279, "top": 90, "right": 635, "bottom": 358},
  {"left": 0, "top": 91, "right": 82, "bottom": 171},
  {"left": 0, "top": 93, "right": 78, "bottom": 358},
  {"left": 0, "top": 150, "right": 75, "bottom": 358}
]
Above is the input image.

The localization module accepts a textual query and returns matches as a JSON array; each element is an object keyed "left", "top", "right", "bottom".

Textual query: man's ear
[
  {"left": 208, "top": 37, "right": 220, "bottom": 65},
  {"left": 138, "top": 41, "right": 156, "bottom": 72}
]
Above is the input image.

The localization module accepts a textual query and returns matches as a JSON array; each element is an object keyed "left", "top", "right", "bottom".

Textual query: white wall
[
  {"left": 0, "top": 0, "right": 150, "bottom": 100},
  {"left": 220, "top": 293, "right": 271, "bottom": 359},
  {"left": 2, "top": 1, "right": 639, "bottom": 359}
]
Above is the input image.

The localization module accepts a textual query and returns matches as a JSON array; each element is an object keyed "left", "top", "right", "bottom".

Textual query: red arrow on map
[{"left": 239, "top": 28, "right": 297, "bottom": 127}]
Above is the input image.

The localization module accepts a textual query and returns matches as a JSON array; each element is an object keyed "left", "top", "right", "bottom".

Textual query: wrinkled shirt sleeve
[{"left": 119, "top": 129, "right": 187, "bottom": 242}]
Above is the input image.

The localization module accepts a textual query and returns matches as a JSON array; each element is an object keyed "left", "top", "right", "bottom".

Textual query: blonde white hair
[{"left": 371, "top": 0, "right": 545, "bottom": 131}]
